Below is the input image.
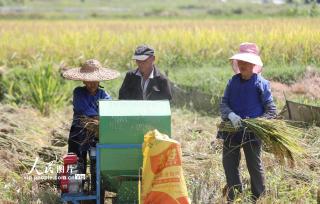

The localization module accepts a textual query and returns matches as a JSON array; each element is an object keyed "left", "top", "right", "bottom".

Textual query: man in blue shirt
[
  {"left": 218, "top": 43, "right": 276, "bottom": 202},
  {"left": 62, "top": 59, "right": 119, "bottom": 192},
  {"left": 72, "top": 84, "right": 111, "bottom": 117},
  {"left": 69, "top": 83, "right": 111, "bottom": 154}
]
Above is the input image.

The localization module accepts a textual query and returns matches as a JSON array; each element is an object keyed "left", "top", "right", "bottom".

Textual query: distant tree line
[{"left": 287, "top": 0, "right": 320, "bottom": 3}]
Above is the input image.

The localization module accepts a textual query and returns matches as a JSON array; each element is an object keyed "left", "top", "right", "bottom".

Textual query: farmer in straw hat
[
  {"left": 217, "top": 43, "right": 277, "bottom": 202},
  {"left": 62, "top": 59, "right": 119, "bottom": 192},
  {"left": 119, "top": 44, "right": 172, "bottom": 100}
]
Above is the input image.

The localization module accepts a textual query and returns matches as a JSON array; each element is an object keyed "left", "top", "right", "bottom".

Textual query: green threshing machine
[{"left": 60, "top": 100, "right": 171, "bottom": 204}]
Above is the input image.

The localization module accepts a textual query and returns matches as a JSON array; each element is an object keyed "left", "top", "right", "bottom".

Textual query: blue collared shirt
[{"left": 72, "top": 86, "right": 111, "bottom": 117}]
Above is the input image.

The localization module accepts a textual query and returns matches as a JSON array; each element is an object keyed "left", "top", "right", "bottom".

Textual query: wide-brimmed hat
[
  {"left": 132, "top": 44, "right": 155, "bottom": 61},
  {"left": 229, "top": 42, "right": 263, "bottom": 74},
  {"left": 62, "top": 59, "right": 120, "bottom": 81}
]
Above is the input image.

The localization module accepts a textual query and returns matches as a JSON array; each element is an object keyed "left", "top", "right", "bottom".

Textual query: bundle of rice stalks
[
  {"left": 79, "top": 116, "right": 99, "bottom": 145},
  {"left": 218, "top": 118, "right": 305, "bottom": 166}
]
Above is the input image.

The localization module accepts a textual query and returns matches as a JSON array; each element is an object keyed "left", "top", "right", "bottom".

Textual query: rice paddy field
[
  {"left": 0, "top": 11, "right": 320, "bottom": 204},
  {"left": 1, "top": 18, "right": 320, "bottom": 110},
  {"left": 1, "top": 19, "right": 320, "bottom": 69}
]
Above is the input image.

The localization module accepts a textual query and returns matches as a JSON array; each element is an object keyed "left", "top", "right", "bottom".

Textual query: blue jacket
[
  {"left": 69, "top": 86, "right": 111, "bottom": 150},
  {"left": 73, "top": 86, "right": 111, "bottom": 117},
  {"left": 218, "top": 74, "right": 276, "bottom": 143}
]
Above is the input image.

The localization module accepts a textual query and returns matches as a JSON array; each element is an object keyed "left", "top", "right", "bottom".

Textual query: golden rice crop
[{"left": 0, "top": 19, "right": 319, "bottom": 69}]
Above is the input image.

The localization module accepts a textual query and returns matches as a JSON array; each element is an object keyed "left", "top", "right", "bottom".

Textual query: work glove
[{"left": 228, "top": 112, "right": 242, "bottom": 128}]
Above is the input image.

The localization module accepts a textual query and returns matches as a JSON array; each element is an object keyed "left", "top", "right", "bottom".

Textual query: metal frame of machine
[
  {"left": 96, "top": 143, "right": 142, "bottom": 204},
  {"left": 61, "top": 193, "right": 97, "bottom": 204},
  {"left": 60, "top": 144, "right": 142, "bottom": 204}
]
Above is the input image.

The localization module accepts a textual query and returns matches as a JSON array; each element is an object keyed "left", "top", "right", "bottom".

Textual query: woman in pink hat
[{"left": 217, "top": 43, "right": 276, "bottom": 202}]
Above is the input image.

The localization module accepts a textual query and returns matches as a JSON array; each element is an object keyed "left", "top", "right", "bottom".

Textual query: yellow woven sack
[{"left": 141, "top": 129, "right": 190, "bottom": 204}]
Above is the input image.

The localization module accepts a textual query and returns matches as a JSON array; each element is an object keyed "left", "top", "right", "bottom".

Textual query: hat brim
[
  {"left": 62, "top": 67, "right": 120, "bottom": 81},
  {"left": 229, "top": 53, "right": 263, "bottom": 67},
  {"left": 132, "top": 55, "right": 151, "bottom": 61}
]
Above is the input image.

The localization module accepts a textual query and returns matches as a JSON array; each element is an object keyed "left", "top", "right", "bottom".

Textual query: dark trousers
[
  {"left": 223, "top": 139, "right": 265, "bottom": 202},
  {"left": 68, "top": 139, "right": 97, "bottom": 192}
]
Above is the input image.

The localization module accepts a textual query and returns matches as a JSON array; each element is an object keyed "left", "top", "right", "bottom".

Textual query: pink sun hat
[{"left": 229, "top": 42, "right": 263, "bottom": 74}]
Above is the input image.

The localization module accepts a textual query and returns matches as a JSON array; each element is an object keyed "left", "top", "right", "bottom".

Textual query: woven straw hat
[{"left": 62, "top": 59, "right": 120, "bottom": 81}]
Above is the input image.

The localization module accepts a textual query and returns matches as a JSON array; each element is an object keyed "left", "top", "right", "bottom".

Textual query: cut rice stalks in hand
[
  {"left": 218, "top": 118, "right": 306, "bottom": 167},
  {"left": 79, "top": 116, "right": 99, "bottom": 145}
]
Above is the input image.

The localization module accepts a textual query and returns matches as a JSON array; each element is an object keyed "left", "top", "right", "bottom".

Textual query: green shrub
[
  {"left": 3, "top": 63, "right": 71, "bottom": 115},
  {"left": 264, "top": 64, "right": 306, "bottom": 84}
]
